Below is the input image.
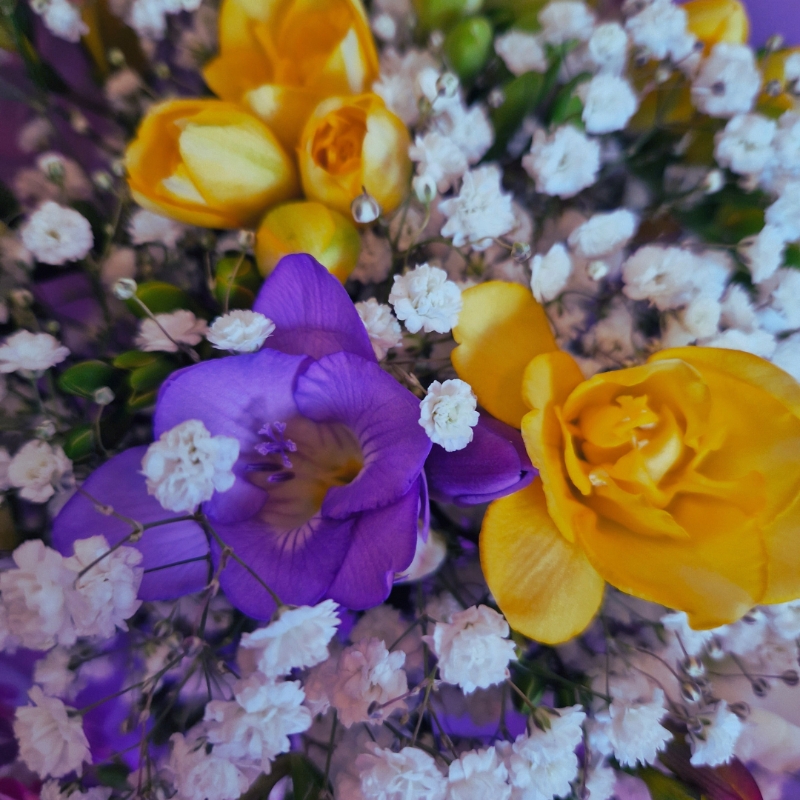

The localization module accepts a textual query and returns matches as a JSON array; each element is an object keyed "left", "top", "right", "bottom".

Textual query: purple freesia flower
[{"left": 53, "top": 255, "right": 532, "bottom": 617}]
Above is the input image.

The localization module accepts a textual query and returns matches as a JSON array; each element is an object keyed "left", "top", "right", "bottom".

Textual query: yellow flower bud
[
  {"left": 125, "top": 99, "right": 299, "bottom": 229},
  {"left": 759, "top": 48, "right": 800, "bottom": 117},
  {"left": 202, "top": 0, "right": 379, "bottom": 150},
  {"left": 298, "top": 94, "right": 411, "bottom": 218},
  {"left": 255, "top": 201, "right": 361, "bottom": 283},
  {"left": 684, "top": 0, "right": 749, "bottom": 47}
]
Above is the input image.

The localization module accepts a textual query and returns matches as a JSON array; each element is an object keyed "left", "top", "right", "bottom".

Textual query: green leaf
[
  {"left": 547, "top": 72, "right": 591, "bottom": 126},
  {"left": 444, "top": 16, "right": 494, "bottom": 83},
  {"left": 125, "top": 389, "right": 158, "bottom": 411},
  {"left": 113, "top": 350, "right": 160, "bottom": 369},
  {"left": 784, "top": 243, "right": 800, "bottom": 269},
  {"left": 95, "top": 763, "right": 131, "bottom": 790},
  {"left": 214, "top": 256, "right": 262, "bottom": 310},
  {"left": 487, "top": 71, "right": 545, "bottom": 160},
  {"left": 58, "top": 360, "right": 117, "bottom": 397},
  {"left": 638, "top": 767, "right": 699, "bottom": 800},
  {"left": 126, "top": 281, "right": 191, "bottom": 317},
  {"left": 128, "top": 357, "right": 176, "bottom": 392},
  {"left": 289, "top": 753, "right": 327, "bottom": 800},
  {"left": 63, "top": 425, "right": 96, "bottom": 461}
]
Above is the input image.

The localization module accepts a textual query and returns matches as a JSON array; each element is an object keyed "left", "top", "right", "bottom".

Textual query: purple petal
[
  {"left": 294, "top": 352, "right": 431, "bottom": 518},
  {"left": 252, "top": 254, "right": 376, "bottom": 362},
  {"left": 426, "top": 414, "right": 536, "bottom": 506},
  {"left": 52, "top": 447, "right": 210, "bottom": 600},
  {"left": 326, "top": 478, "right": 421, "bottom": 609},
  {"left": 211, "top": 515, "right": 355, "bottom": 619},
  {"left": 154, "top": 348, "right": 306, "bottom": 445}
]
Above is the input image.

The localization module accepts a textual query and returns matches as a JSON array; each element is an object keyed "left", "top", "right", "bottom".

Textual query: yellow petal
[
  {"left": 481, "top": 480, "right": 605, "bottom": 644},
  {"left": 520, "top": 351, "right": 589, "bottom": 542},
  {"left": 762, "top": 491, "right": 800, "bottom": 604},
  {"left": 577, "top": 492, "right": 766, "bottom": 629},
  {"left": 684, "top": 0, "right": 749, "bottom": 46},
  {"left": 451, "top": 282, "right": 557, "bottom": 429}
]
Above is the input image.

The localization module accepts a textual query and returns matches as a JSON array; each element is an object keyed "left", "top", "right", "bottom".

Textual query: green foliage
[
  {"left": 126, "top": 281, "right": 192, "bottom": 317},
  {"left": 62, "top": 425, "right": 96, "bottom": 461},
  {"left": 58, "top": 360, "right": 118, "bottom": 398},
  {"left": 444, "top": 16, "right": 494, "bottom": 83},
  {"left": 214, "top": 255, "right": 263, "bottom": 309}
]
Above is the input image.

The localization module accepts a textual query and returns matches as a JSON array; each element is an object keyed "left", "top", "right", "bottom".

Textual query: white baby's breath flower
[
  {"left": 692, "top": 44, "right": 761, "bottom": 118},
  {"left": 410, "top": 131, "right": 469, "bottom": 193},
  {"left": 690, "top": 701, "right": 743, "bottom": 767},
  {"left": 569, "top": 210, "right": 638, "bottom": 259},
  {"left": 141, "top": 419, "right": 239, "bottom": 513},
  {"left": 14, "top": 686, "right": 90, "bottom": 778},
  {"left": 21, "top": 202, "right": 93, "bottom": 265},
  {"left": 167, "top": 734, "right": 249, "bottom": 800},
  {"left": 430, "top": 605, "right": 516, "bottom": 693},
  {"left": 765, "top": 182, "right": 800, "bottom": 242},
  {"left": 356, "top": 299, "right": 403, "bottom": 360},
  {"left": 580, "top": 74, "right": 638, "bottom": 134},
  {"left": 593, "top": 688, "right": 672, "bottom": 767},
  {"left": 0, "top": 540, "right": 77, "bottom": 650},
  {"left": 419, "top": 379, "right": 479, "bottom": 452},
  {"left": 65, "top": 535, "right": 143, "bottom": 639},
  {"left": 0, "top": 331, "right": 69, "bottom": 373},
  {"left": 239, "top": 600, "right": 340, "bottom": 678},
  {"left": 33, "top": 648, "right": 75, "bottom": 698},
  {"left": 588, "top": 22, "right": 628, "bottom": 75},
  {"left": 37, "top": 0, "right": 88, "bottom": 41},
  {"left": 506, "top": 706, "right": 586, "bottom": 800},
  {"left": 439, "top": 165, "right": 516, "bottom": 249},
  {"left": 127, "top": 209, "right": 186, "bottom": 247},
  {"left": 739, "top": 225, "right": 786, "bottom": 284},
  {"left": 204, "top": 674, "right": 312, "bottom": 774},
  {"left": 207, "top": 310, "right": 275, "bottom": 353},
  {"left": 329, "top": 638, "right": 408, "bottom": 727},
  {"left": 715, "top": 114, "right": 776, "bottom": 176},
  {"left": 389, "top": 263, "right": 463, "bottom": 334},
  {"left": 447, "top": 747, "right": 510, "bottom": 800},
  {"left": 357, "top": 744, "right": 447, "bottom": 800},
  {"left": 531, "top": 243, "right": 573, "bottom": 302},
  {"left": 539, "top": 1, "right": 596, "bottom": 45},
  {"left": 8, "top": 440, "right": 72, "bottom": 503},
  {"left": 136, "top": 310, "right": 208, "bottom": 353},
  {"left": 494, "top": 30, "right": 548, "bottom": 76},
  {"left": 625, "top": 0, "right": 696, "bottom": 63},
  {"left": 523, "top": 126, "right": 601, "bottom": 198}
]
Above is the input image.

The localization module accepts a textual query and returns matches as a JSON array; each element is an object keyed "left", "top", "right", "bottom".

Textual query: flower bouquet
[{"left": 2, "top": 0, "right": 800, "bottom": 797}]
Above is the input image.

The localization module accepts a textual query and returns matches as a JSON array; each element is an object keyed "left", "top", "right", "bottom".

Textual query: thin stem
[{"left": 322, "top": 711, "right": 338, "bottom": 791}]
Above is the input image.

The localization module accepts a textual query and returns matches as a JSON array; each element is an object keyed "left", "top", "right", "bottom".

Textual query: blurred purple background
[{"left": 741, "top": 0, "right": 800, "bottom": 46}]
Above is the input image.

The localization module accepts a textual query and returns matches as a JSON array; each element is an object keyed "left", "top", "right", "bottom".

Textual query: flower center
[
  {"left": 245, "top": 417, "right": 364, "bottom": 531},
  {"left": 311, "top": 107, "right": 367, "bottom": 176}
]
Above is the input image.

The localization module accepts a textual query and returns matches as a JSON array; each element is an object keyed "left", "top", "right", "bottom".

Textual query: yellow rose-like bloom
[
  {"left": 298, "top": 94, "right": 411, "bottom": 217},
  {"left": 126, "top": 99, "right": 299, "bottom": 229},
  {"left": 453, "top": 282, "right": 800, "bottom": 644},
  {"left": 684, "top": 0, "right": 749, "bottom": 47},
  {"left": 202, "top": 0, "right": 379, "bottom": 150},
  {"left": 255, "top": 201, "right": 361, "bottom": 282}
]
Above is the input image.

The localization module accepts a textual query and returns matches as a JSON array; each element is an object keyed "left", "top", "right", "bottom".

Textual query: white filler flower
[
  {"left": 207, "top": 310, "right": 275, "bottom": 352},
  {"left": 239, "top": 600, "right": 340, "bottom": 677},
  {"left": 430, "top": 605, "right": 516, "bottom": 693},
  {"left": 523, "top": 126, "right": 601, "bottom": 199},
  {"left": 357, "top": 744, "right": 447, "bottom": 800},
  {"left": 8, "top": 440, "right": 72, "bottom": 503},
  {"left": 419, "top": 379, "right": 480, "bottom": 452},
  {"left": 141, "top": 419, "right": 239, "bottom": 512},
  {"left": 14, "top": 686, "right": 90, "bottom": 777},
  {"left": 0, "top": 331, "right": 69, "bottom": 373},
  {"left": 136, "top": 310, "right": 208, "bottom": 353},
  {"left": 356, "top": 299, "right": 403, "bottom": 360},
  {"left": 20, "top": 201, "right": 93, "bottom": 265},
  {"left": 389, "top": 263, "right": 463, "bottom": 334}
]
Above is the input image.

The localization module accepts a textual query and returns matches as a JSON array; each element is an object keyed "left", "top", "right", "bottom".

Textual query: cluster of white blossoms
[
  {"left": 136, "top": 310, "right": 209, "bottom": 353},
  {"left": 206, "top": 310, "right": 275, "bottom": 353},
  {"left": 0, "top": 537, "right": 143, "bottom": 652},
  {"left": 20, "top": 202, "right": 94, "bottom": 265},
  {"left": 389, "top": 263, "right": 463, "bottom": 334},
  {"left": 356, "top": 298, "right": 403, "bottom": 360},
  {"left": 0, "top": 330, "right": 69, "bottom": 374},
  {"left": 419, "top": 379, "right": 480, "bottom": 452},
  {"left": 3, "top": 440, "right": 72, "bottom": 503},
  {"left": 141, "top": 419, "right": 239, "bottom": 513},
  {"left": 28, "top": 0, "right": 88, "bottom": 42}
]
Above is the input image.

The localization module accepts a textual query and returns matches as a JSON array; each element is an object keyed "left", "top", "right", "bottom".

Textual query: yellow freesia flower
[
  {"left": 759, "top": 48, "right": 800, "bottom": 117},
  {"left": 298, "top": 93, "right": 411, "bottom": 217},
  {"left": 125, "top": 99, "right": 299, "bottom": 229},
  {"left": 255, "top": 200, "right": 361, "bottom": 282},
  {"left": 453, "top": 282, "right": 800, "bottom": 644},
  {"left": 684, "top": 0, "right": 749, "bottom": 47},
  {"left": 202, "top": 0, "right": 379, "bottom": 150}
]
